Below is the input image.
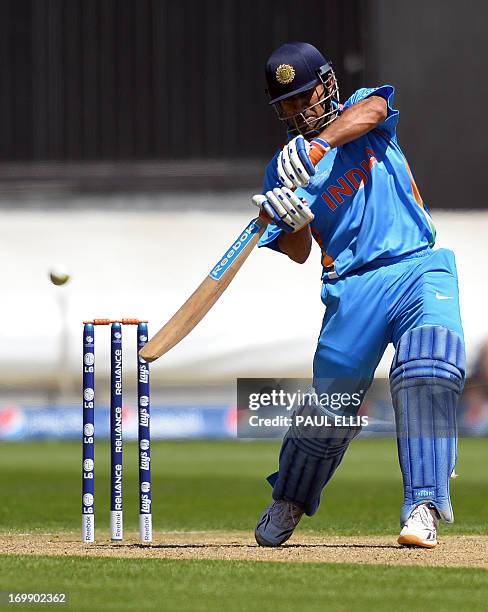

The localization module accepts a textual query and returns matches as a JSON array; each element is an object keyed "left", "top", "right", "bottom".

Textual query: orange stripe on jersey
[
  {"left": 322, "top": 253, "right": 335, "bottom": 268},
  {"left": 311, "top": 227, "right": 335, "bottom": 269},
  {"left": 404, "top": 159, "right": 424, "bottom": 208}
]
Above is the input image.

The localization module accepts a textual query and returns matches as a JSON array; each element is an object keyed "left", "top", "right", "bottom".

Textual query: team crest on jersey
[{"left": 275, "top": 64, "right": 295, "bottom": 85}]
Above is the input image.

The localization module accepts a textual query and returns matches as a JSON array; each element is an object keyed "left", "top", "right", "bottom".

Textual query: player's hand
[
  {"left": 252, "top": 187, "right": 314, "bottom": 233},
  {"left": 277, "top": 136, "right": 316, "bottom": 189}
]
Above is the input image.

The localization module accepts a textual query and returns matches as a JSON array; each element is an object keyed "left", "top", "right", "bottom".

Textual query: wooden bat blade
[{"left": 139, "top": 217, "right": 267, "bottom": 362}]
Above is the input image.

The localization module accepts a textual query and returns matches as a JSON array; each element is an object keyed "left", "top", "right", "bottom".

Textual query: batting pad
[
  {"left": 268, "top": 398, "right": 362, "bottom": 516},
  {"left": 390, "top": 326, "right": 465, "bottom": 524}
]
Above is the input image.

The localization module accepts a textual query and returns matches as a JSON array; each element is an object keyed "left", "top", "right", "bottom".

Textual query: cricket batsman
[{"left": 252, "top": 42, "right": 465, "bottom": 548}]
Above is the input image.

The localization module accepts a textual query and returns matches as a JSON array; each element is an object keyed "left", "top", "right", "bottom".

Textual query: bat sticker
[{"left": 209, "top": 219, "right": 263, "bottom": 281}]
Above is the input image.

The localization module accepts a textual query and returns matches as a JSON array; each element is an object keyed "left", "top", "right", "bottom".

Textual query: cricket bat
[
  {"left": 139, "top": 215, "right": 268, "bottom": 361},
  {"left": 139, "top": 146, "right": 324, "bottom": 362}
]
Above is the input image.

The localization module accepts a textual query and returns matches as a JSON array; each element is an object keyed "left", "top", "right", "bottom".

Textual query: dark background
[{"left": 0, "top": 0, "right": 486, "bottom": 207}]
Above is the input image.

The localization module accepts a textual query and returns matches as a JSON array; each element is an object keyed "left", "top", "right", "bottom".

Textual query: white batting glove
[
  {"left": 252, "top": 187, "right": 314, "bottom": 233},
  {"left": 277, "top": 136, "right": 315, "bottom": 189},
  {"left": 277, "top": 135, "right": 331, "bottom": 189}
]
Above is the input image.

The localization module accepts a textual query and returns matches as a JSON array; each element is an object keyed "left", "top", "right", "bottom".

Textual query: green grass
[
  {"left": 0, "top": 438, "right": 486, "bottom": 535},
  {"left": 1, "top": 555, "right": 488, "bottom": 611},
  {"left": 0, "top": 438, "right": 486, "bottom": 610}
]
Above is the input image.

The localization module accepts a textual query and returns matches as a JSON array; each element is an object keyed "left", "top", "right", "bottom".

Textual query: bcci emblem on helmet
[{"left": 275, "top": 64, "right": 295, "bottom": 85}]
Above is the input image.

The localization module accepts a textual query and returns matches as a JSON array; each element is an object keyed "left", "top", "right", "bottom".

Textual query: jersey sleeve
[
  {"left": 343, "top": 84, "right": 399, "bottom": 138},
  {"left": 257, "top": 151, "right": 285, "bottom": 252}
]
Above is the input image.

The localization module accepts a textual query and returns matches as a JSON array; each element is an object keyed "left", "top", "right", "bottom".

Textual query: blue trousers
[{"left": 313, "top": 248, "right": 464, "bottom": 394}]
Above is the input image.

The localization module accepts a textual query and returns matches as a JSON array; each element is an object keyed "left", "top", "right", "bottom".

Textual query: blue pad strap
[
  {"left": 269, "top": 397, "right": 362, "bottom": 516},
  {"left": 390, "top": 326, "right": 465, "bottom": 524}
]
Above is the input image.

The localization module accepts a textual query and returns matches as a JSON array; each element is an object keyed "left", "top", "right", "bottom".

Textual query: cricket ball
[{"left": 49, "top": 267, "right": 71, "bottom": 286}]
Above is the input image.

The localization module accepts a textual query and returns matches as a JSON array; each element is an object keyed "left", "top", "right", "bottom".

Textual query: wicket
[{"left": 82, "top": 319, "right": 152, "bottom": 544}]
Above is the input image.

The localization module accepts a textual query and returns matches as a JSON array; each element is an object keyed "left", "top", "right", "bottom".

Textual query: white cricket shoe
[{"left": 398, "top": 503, "right": 439, "bottom": 549}]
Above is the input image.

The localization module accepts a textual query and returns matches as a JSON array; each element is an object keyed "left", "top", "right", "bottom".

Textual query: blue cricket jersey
[{"left": 258, "top": 85, "right": 436, "bottom": 279}]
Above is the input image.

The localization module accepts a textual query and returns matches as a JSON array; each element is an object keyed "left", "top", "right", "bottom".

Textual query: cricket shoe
[
  {"left": 255, "top": 499, "right": 304, "bottom": 547},
  {"left": 398, "top": 503, "right": 440, "bottom": 549}
]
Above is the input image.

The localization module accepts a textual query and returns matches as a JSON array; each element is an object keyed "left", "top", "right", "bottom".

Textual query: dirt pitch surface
[{"left": 1, "top": 533, "right": 487, "bottom": 568}]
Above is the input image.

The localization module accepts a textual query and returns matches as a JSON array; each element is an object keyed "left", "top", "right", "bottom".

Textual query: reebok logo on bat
[
  {"left": 210, "top": 220, "right": 260, "bottom": 281},
  {"left": 435, "top": 292, "right": 453, "bottom": 300}
]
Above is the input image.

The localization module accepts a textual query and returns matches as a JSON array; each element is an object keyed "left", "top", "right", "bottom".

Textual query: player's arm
[
  {"left": 252, "top": 190, "right": 314, "bottom": 264},
  {"left": 318, "top": 95, "right": 387, "bottom": 148},
  {"left": 277, "top": 224, "right": 312, "bottom": 264},
  {"left": 276, "top": 95, "right": 388, "bottom": 190}
]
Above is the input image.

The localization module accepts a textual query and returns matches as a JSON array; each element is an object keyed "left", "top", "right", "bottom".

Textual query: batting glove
[
  {"left": 252, "top": 187, "right": 314, "bottom": 233},
  {"left": 277, "top": 135, "right": 331, "bottom": 189}
]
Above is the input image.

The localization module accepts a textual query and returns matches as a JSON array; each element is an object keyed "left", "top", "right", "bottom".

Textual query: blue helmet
[{"left": 265, "top": 42, "right": 340, "bottom": 137}]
